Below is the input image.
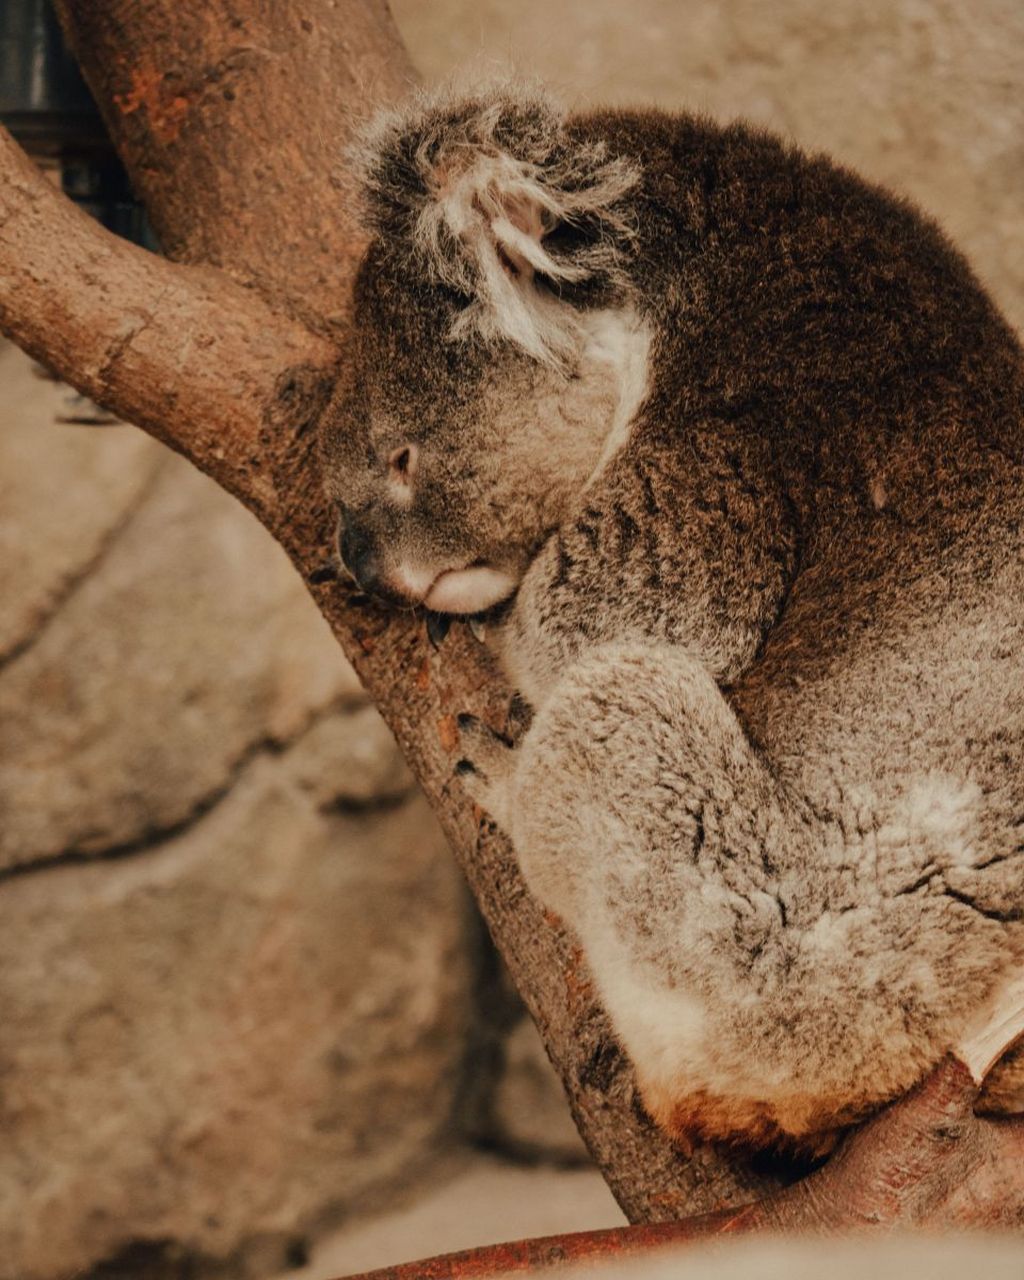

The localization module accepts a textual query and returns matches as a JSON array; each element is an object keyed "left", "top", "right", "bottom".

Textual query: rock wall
[{"left": 0, "top": 343, "right": 480, "bottom": 1280}]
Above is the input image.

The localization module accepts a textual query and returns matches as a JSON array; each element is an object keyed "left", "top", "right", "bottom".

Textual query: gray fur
[{"left": 320, "top": 83, "right": 1024, "bottom": 1151}]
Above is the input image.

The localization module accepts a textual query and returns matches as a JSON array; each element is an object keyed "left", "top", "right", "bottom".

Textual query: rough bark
[
  {"left": 0, "top": 127, "right": 336, "bottom": 525},
  {"left": 53, "top": 0, "right": 416, "bottom": 327},
  {"left": 0, "top": 0, "right": 780, "bottom": 1222}
]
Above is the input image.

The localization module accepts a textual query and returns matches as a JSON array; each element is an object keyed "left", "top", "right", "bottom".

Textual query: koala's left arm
[{"left": 499, "top": 412, "right": 798, "bottom": 703}]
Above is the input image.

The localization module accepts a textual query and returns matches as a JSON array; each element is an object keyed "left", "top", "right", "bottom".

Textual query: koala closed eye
[{"left": 386, "top": 443, "right": 419, "bottom": 507}]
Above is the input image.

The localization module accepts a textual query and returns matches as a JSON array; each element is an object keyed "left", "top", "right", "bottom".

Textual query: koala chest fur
[{"left": 320, "top": 83, "right": 1024, "bottom": 1153}]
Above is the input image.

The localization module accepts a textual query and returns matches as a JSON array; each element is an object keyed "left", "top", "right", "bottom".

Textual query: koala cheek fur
[{"left": 334, "top": 81, "right": 1024, "bottom": 1152}]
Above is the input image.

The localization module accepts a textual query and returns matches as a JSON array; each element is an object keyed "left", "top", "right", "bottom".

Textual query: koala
[{"left": 319, "top": 83, "right": 1024, "bottom": 1155}]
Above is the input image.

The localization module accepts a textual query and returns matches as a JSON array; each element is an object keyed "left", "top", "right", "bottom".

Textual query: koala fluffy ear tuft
[{"left": 351, "top": 83, "right": 640, "bottom": 366}]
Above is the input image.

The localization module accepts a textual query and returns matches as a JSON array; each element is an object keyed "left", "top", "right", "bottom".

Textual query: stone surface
[
  {"left": 0, "top": 353, "right": 361, "bottom": 871},
  {"left": 0, "top": 736, "right": 475, "bottom": 1280},
  {"left": 490, "top": 1016, "right": 591, "bottom": 1165},
  {"left": 0, "top": 341, "right": 163, "bottom": 663},
  {"left": 286, "top": 705, "right": 415, "bottom": 810}
]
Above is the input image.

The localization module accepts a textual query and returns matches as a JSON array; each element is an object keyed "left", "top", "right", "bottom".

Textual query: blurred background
[{"left": 1, "top": 2, "right": 1022, "bottom": 1278}]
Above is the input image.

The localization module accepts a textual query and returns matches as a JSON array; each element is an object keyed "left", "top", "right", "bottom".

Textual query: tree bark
[
  {"left": 53, "top": 0, "right": 416, "bottom": 327},
  {"left": 0, "top": 0, "right": 780, "bottom": 1222},
  {"left": 336, "top": 1058, "right": 1024, "bottom": 1278},
  {"left": 0, "top": 127, "right": 336, "bottom": 524}
]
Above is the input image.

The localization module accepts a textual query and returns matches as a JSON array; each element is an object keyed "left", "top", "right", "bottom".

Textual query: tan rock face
[
  {"left": 0, "top": 344, "right": 163, "bottom": 663},
  {"left": 0, "top": 413, "right": 360, "bottom": 872},
  {"left": 490, "top": 1017, "right": 591, "bottom": 1165},
  {"left": 0, "top": 343, "right": 477, "bottom": 1280},
  {"left": 0, "top": 761, "right": 474, "bottom": 1280}
]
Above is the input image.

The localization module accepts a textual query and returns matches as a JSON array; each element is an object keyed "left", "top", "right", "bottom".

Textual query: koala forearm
[
  {"left": 500, "top": 416, "right": 798, "bottom": 702},
  {"left": 477, "top": 640, "right": 1016, "bottom": 1154}
]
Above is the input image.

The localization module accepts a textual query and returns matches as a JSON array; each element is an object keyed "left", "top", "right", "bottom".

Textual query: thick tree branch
[
  {"left": 0, "top": 124, "right": 338, "bottom": 523},
  {"left": 0, "top": 0, "right": 767, "bottom": 1223},
  {"left": 0, "top": 0, "right": 781, "bottom": 1222},
  {"left": 337, "top": 1057, "right": 1024, "bottom": 1278},
  {"left": 53, "top": 0, "right": 417, "bottom": 327}
]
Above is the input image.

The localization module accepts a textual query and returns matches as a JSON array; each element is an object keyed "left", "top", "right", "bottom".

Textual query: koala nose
[{"left": 338, "top": 517, "right": 380, "bottom": 594}]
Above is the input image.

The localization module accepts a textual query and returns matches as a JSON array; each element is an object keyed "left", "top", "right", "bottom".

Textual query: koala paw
[{"left": 454, "top": 714, "right": 514, "bottom": 826}]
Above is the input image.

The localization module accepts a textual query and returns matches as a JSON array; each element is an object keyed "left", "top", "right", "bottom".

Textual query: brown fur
[{"left": 641, "top": 1077, "right": 848, "bottom": 1160}]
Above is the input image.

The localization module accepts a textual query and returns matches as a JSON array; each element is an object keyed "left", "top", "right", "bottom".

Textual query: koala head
[{"left": 319, "top": 85, "right": 650, "bottom": 614}]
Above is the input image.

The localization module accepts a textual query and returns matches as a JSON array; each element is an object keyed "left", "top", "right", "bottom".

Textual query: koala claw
[
  {"left": 425, "top": 611, "right": 452, "bottom": 649},
  {"left": 452, "top": 714, "right": 514, "bottom": 825},
  {"left": 457, "top": 712, "right": 512, "bottom": 753}
]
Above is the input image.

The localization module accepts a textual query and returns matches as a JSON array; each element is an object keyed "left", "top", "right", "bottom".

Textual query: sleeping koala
[{"left": 319, "top": 83, "right": 1024, "bottom": 1154}]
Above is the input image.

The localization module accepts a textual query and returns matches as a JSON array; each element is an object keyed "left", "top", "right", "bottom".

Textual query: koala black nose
[{"left": 338, "top": 516, "right": 380, "bottom": 594}]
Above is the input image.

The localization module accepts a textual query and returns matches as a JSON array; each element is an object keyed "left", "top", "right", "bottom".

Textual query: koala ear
[{"left": 352, "top": 85, "right": 640, "bottom": 366}]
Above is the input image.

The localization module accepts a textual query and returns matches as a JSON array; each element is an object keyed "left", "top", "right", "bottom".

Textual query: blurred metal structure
[
  {"left": 0, "top": 0, "right": 151, "bottom": 245},
  {"left": 0, "top": 0, "right": 148, "bottom": 419}
]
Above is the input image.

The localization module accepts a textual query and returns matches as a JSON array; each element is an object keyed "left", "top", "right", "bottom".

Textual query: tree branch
[
  {"left": 336, "top": 1057, "right": 1024, "bottom": 1278},
  {"left": 13, "top": 0, "right": 1015, "bottom": 1245},
  {"left": 53, "top": 0, "right": 418, "bottom": 327},
  {"left": 0, "top": 124, "right": 338, "bottom": 523}
]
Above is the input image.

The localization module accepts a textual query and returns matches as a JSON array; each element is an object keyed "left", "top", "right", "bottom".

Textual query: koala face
[
  {"left": 318, "top": 86, "right": 648, "bottom": 614},
  {"left": 321, "top": 246, "right": 641, "bottom": 613}
]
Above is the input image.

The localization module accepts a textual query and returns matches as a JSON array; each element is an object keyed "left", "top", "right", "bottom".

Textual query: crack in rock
[{"left": 0, "top": 694, "right": 414, "bottom": 888}]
